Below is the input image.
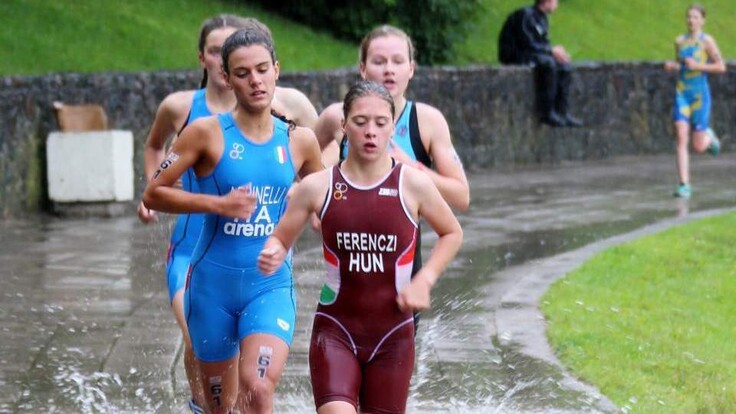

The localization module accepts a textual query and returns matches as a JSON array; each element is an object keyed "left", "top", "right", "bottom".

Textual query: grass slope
[
  {"left": 3, "top": 0, "right": 735, "bottom": 76},
  {"left": 459, "top": 0, "right": 736, "bottom": 64},
  {"left": 0, "top": 0, "right": 356, "bottom": 75},
  {"left": 542, "top": 212, "right": 736, "bottom": 413}
]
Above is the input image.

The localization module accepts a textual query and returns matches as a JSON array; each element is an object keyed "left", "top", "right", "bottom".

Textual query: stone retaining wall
[{"left": 1, "top": 62, "right": 734, "bottom": 217}]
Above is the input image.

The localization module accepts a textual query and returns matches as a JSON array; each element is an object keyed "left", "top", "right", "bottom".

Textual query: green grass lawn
[
  {"left": 542, "top": 211, "right": 736, "bottom": 413},
  {"left": 0, "top": 0, "right": 356, "bottom": 75},
  {"left": 458, "top": 0, "right": 736, "bottom": 64},
  {"left": 2, "top": 0, "right": 735, "bottom": 76}
]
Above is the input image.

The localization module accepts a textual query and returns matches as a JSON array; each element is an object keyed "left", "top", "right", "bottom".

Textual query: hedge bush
[{"left": 246, "top": 0, "right": 482, "bottom": 65}]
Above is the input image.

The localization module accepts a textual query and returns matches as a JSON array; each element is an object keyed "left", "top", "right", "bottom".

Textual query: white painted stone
[{"left": 47, "top": 130, "right": 134, "bottom": 202}]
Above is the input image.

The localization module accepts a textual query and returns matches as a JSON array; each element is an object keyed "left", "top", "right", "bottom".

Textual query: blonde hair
[{"left": 359, "top": 25, "right": 415, "bottom": 65}]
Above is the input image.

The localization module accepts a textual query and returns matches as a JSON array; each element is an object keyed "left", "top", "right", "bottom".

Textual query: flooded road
[{"left": 1, "top": 154, "right": 734, "bottom": 413}]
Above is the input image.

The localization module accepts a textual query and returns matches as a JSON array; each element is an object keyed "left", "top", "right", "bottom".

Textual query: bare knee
[
  {"left": 692, "top": 132, "right": 709, "bottom": 152},
  {"left": 205, "top": 379, "right": 236, "bottom": 413},
  {"left": 199, "top": 358, "right": 239, "bottom": 413},
  {"left": 238, "top": 375, "right": 275, "bottom": 411}
]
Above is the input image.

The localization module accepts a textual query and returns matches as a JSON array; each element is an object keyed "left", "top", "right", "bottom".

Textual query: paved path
[{"left": 0, "top": 154, "right": 734, "bottom": 413}]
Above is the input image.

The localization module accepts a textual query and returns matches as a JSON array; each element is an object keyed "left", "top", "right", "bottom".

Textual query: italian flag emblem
[{"left": 275, "top": 146, "right": 287, "bottom": 164}]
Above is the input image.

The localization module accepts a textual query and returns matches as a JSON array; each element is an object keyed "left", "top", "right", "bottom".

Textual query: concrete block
[{"left": 47, "top": 130, "right": 134, "bottom": 202}]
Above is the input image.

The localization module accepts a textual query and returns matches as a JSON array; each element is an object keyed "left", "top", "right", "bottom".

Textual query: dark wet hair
[
  {"left": 197, "top": 15, "right": 268, "bottom": 88},
  {"left": 272, "top": 111, "right": 296, "bottom": 131},
  {"left": 359, "top": 25, "right": 415, "bottom": 65},
  {"left": 343, "top": 80, "right": 395, "bottom": 120},
  {"left": 221, "top": 28, "right": 277, "bottom": 75},
  {"left": 688, "top": 3, "right": 706, "bottom": 18},
  {"left": 220, "top": 28, "right": 293, "bottom": 129}
]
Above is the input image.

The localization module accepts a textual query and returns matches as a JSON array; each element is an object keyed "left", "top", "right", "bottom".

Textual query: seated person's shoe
[
  {"left": 541, "top": 111, "right": 567, "bottom": 127},
  {"left": 706, "top": 128, "right": 720, "bottom": 156},
  {"left": 562, "top": 113, "right": 583, "bottom": 127},
  {"left": 673, "top": 183, "right": 691, "bottom": 199}
]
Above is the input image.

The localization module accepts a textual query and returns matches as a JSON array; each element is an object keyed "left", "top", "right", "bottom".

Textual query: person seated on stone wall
[{"left": 498, "top": 0, "right": 583, "bottom": 127}]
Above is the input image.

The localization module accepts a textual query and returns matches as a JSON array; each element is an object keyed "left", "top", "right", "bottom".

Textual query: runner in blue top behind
[
  {"left": 136, "top": 15, "right": 252, "bottom": 412},
  {"left": 664, "top": 4, "right": 726, "bottom": 199},
  {"left": 142, "top": 27, "right": 323, "bottom": 413}
]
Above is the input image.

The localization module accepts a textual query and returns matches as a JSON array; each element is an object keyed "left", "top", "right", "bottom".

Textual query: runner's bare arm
[
  {"left": 314, "top": 103, "right": 344, "bottom": 166},
  {"left": 258, "top": 171, "right": 329, "bottom": 274},
  {"left": 137, "top": 91, "right": 194, "bottom": 222},
  {"left": 417, "top": 103, "right": 470, "bottom": 211},
  {"left": 290, "top": 126, "right": 324, "bottom": 178},
  {"left": 277, "top": 86, "right": 318, "bottom": 129},
  {"left": 142, "top": 118, "right": 256, "bottom": 219},
  {"left": 704, "top": 35, "right": 726, "bottom": 73},
  {"left": 396, "top": 167, "right": 463, "bottom": 311}
]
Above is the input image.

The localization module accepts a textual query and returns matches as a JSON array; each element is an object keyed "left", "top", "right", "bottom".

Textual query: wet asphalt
[{"left": 1, "top": 153, "right": 734, "bottom": 413}]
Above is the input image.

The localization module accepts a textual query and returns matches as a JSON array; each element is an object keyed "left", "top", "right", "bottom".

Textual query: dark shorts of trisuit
[{"left": 309, "top": 313, "right": 415, "bottom": 414}]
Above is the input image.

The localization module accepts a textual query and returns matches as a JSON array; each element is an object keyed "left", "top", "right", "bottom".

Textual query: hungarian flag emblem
[{"left": 275, "top": 146, "right": 287, "bottom": 164}]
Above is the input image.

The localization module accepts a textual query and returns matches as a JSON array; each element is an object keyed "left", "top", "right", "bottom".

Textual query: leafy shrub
[
  {"left": 246, "top": 0, "right": 482, "bottom": 65},
  {"left": 395, "top": 0, "right": 482, "bottom": 65}
]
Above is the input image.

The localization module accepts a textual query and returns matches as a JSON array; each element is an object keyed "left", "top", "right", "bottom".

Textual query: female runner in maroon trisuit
[{"left": 258, "top": 80, "right": 463, "bottom": 414}]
